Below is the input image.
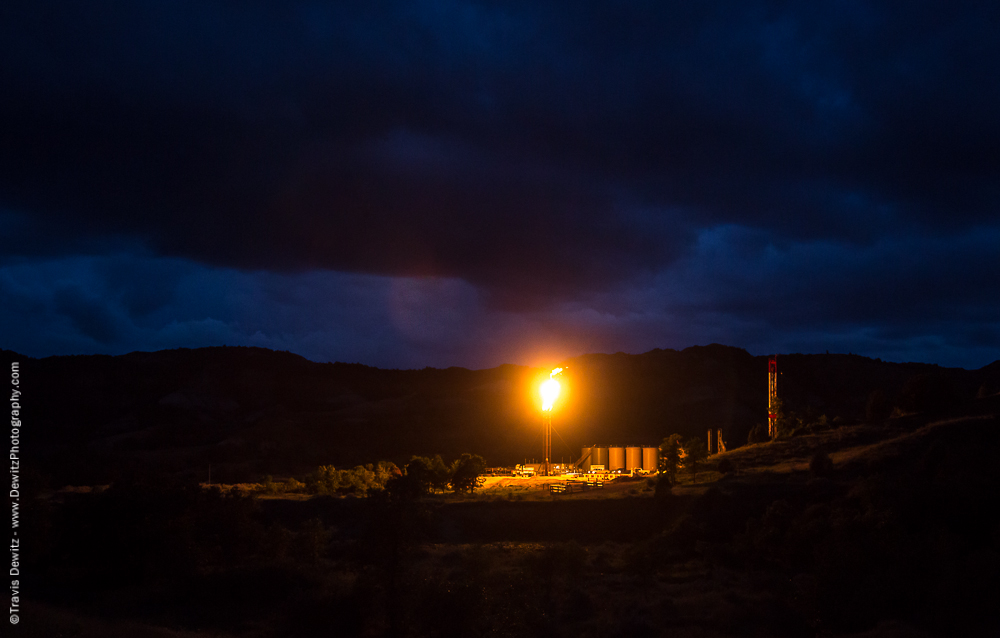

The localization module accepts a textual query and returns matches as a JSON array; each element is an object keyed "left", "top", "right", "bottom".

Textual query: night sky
[{"left": 2, "top": 1, "right": 999, "bottom": 370}]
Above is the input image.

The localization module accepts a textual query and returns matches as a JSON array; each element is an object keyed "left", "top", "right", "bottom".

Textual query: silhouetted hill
[{"left": 1, "top": 345, "right": 996, "bottom": 485}]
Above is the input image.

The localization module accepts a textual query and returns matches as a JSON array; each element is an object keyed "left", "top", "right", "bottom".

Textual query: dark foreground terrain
[{"left": 16, "top": 393, "right": 1000, "bottom": 637}]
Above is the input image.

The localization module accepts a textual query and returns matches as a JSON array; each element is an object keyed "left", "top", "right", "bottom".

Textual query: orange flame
[{"left": 540, "top": 367, "right": 564, "bottom": 411}]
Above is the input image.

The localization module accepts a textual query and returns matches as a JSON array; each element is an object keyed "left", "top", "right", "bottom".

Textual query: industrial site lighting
[{"left": 540, "top": 367, "right": 564, "bottom": 476}]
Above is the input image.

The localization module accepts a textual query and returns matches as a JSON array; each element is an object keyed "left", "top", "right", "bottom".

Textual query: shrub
[
  {"left": 261, "top": 475, "right": 280, "bottom": 495},
  {"left": 306, "top": 464, "right": 394, "bottom": 495},
  {"left": 717, "top": 458, "right": 735, "bottom": 474}
]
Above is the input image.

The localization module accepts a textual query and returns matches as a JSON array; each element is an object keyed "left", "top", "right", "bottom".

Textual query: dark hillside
[
  {"left": 1, "top": 345, "right": 996, "bottom": 485},
  {"left": 551, "top": 345, "right": 990, "bottom": 455},
  {"left": 23, "top": 385, "right": 1000, "bottom": 637},
  {"left": 3, "top": 347, "right": 541, "bottom": 484},
  {"left": 555, "top": 345, "right": 763, "bottom": 450}
]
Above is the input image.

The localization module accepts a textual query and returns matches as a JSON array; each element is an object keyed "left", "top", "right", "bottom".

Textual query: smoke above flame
[{"left": 540, "top": 367, "right": 564, "bottom": 411}]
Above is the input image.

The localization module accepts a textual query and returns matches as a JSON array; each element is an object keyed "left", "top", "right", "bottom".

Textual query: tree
[
  {"left": 306, "top": 465, "right": 340, "bottom": 494},
  {"left": 385, "top": 457, "right": 436, "bottom": 501},
  {"left": 373, "top": 460, "right": 401, "bottom": 487},
  {"left": 427, "top": 455, "right": 453, "bottom": 492},
  {"left": 343, "top": 465, "right": 376, "bottom": 493},
  {"left": 449, "top": 453, "right": 487, "bottom": 494},
  {"left": 683, "top": 436, "right": 708, "bottom": 482},
  {"left": 658, "top": 434, "right": 683, "bottom": 486},
  {"left": 307, "top": 464, "right": 394, "bottom": 495},
  {"left": 386, "top": 473, "right": 420, "bottom": 502}
]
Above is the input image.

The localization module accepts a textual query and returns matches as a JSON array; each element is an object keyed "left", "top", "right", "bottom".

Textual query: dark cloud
[
  {"left": 1, "top": 245, "right": 995, "bottom": 370},
  {"left": 52, "top": 285, "right": 123, "bottom": 344},
  {"left": 1, "top": 1, "right": 998, "bottom": 366}
]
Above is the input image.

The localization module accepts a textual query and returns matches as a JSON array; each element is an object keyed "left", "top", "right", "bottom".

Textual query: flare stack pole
[
  {"left": 539, "top": 368, "right": 564, "bottom": 477},
  {"left": 544, "top": 413, "right": 551, "bottom": 476}
]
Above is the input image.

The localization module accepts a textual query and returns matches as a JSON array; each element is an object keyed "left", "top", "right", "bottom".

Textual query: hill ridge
[{"left": 3, "top": 345, "right": 996, "bottom": 485}]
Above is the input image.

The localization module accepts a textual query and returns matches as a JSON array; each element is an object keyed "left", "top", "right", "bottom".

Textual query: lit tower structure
[
  {"left": 539, "top": 367, "right": 564, "bottom": 476},
  {"left": 768, "top": 355, "right": 778, "bottom": 438}
]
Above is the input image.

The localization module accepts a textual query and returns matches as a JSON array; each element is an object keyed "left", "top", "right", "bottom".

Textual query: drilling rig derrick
[{"left": 768, "top": 355, "right": 778, "bottom": 438}]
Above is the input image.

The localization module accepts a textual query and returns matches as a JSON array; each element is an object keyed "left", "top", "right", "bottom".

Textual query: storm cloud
[{"left": 1, "top": 1, "right": 998, "bottom": 368}]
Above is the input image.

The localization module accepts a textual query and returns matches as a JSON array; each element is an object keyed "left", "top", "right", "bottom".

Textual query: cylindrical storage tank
[
  {"left": 608, "top": 446, "right": 625, "bottom": 471},
  {"left": 591, "top": 446, "right": 609, "bottom": 470},
  {"left": 626, "top": 446, "right": 643, "bottom": 471},
  {"left": 579, "top": 447, "right": 592, "bottom": 472},
  {"left": 642, "top": 446, "right": 659, "bottom": 472}
]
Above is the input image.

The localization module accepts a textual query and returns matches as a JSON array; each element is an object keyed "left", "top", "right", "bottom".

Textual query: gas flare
[{"left": 540, "top": 367, "right": 564, "bottom": 411}]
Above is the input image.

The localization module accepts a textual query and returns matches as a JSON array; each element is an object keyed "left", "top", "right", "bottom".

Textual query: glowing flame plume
[{"left": 540, "top": 367, "right": 564, "bottom": 412}]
